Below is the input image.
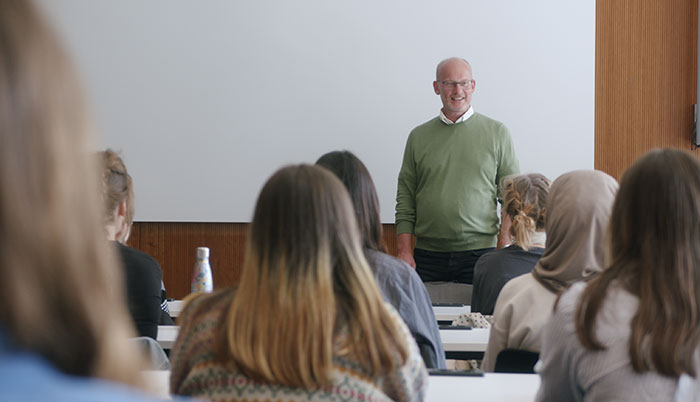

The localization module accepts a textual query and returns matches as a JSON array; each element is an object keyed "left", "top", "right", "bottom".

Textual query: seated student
[
  {"left": 170, "top": 165, "right": 427, "bottom": 401},
  {"left": 482, "top": 170, "right": 618, "bottom": 371},
  {"left": 316, "top": 150, "right": 446, "bottom": 369},
  {"left": 101, "top": 150, "right": 174, "bottom": 340},
  {"left": 0, "top": 1, "right": 175, "bottom": 400},
  {"left": 471, "top": 173, "right": 550, "bottom": 316},
  {"left": 536, "top": 149, "right": 700, "bottom": 401}
]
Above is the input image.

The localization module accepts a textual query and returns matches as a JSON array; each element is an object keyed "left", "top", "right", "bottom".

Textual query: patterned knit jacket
[{"left": 169, "top": 288, "right": 428, "bottom": 401}]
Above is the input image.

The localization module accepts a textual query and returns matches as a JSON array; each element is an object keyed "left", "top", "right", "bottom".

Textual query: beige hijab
[{"left": 532, "top": 170, "right": 618, "bottom": 293}]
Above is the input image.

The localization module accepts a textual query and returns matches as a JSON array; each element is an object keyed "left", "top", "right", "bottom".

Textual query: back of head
[
  {"left": 315, "top": 150, "right": 385, "bottom": 252},
  {"left": 577, "top": 148, "right": 700, "bottom": 377},
  {"left": 0, "top": 0, "right": 141, "bottom": 384},
  {"left": 100, "top": 149, "right": 134, "bottom": 242},
  {"left": 223, "top": 164, "right": 408, "bottom": 388},
  {"left": 246, "top": 164, "right": 362, "bottom": 283},
  {"left": 502, "top": 173, "right": 550, "bottom": 250},
  {"left": 608, "top": 149, "right": 700, "bottom": 287},
  {"left": 532, "top": 170, "right": 618, "bottom": 292}
]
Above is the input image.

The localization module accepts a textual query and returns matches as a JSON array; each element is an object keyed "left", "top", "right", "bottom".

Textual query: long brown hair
[
  {"left": 0, "top": 0, "right": 142, "bottom": 385},
  {"left": 576, "top": 148, "right": 700, "bottom": 377},
  {"left": 221, "top": 165, "right": 409, "bottom": 388},
  {"left": 502, "top": 173, "right": 550, "bottom": 250},
  {"left": 316, "top": 150, "right": 386, "bottom": 252}
]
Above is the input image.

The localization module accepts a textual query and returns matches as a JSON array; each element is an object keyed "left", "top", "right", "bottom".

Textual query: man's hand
[{"left": 397, "top": 233, "right": 416, "bottom": 269}]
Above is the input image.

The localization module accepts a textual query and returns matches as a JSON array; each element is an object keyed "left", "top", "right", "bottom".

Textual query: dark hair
[
  {"left": 316, "top": 151, "right": 386, "bottom": 252},
  {"left": 576, "top": 148, "right": 700, "bottom": 377}
]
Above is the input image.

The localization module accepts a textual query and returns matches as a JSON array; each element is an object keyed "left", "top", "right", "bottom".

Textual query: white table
[
  {"left": 426, "top": 373, "right": 540, "bottom": 402},
  {"left": 432, "top": 305, "right": 471, "bottom": 322},
  {"left": 168, "top": 300, "right": 472, "bottom": 321},
  {"left": 157, "top": 325, "right": 179, "bottom": 350},
  {"left": 141, "top": 370, "right": 540, "bottom": 401},
  {"left": 158, "top": 326, "right": 489, "bottom": 354},
  {"left": 440, "top": 328, "right": 489, "bottom": 352},
  {"left": 167, "top": 300, "right": 184, "bottom": 318}
]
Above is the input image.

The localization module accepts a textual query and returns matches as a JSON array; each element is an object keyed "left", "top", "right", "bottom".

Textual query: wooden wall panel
[
  {"left": 128, "top": 223, "right": 248, "bottom": 299},
  {"left": 383, "top": 224, "right": 398, "bottom": 255},
  {"left": 595, "top": 0, "right": 698, "bottom": 178},
  {"left": 127, "top": 223, "right": 140, "bottom": 251},
  {"left": 129, "top": 222, "right": 401, "bottom": 299}
]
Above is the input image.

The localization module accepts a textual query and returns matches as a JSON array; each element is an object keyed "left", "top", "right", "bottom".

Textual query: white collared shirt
[{"left": 438, "top": 106, "right": 474, "bottom": 125}]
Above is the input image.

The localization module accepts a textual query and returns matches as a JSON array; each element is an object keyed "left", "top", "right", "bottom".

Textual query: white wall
[{"left": 38, "top": 0, "right": 595, "bottom": 222}]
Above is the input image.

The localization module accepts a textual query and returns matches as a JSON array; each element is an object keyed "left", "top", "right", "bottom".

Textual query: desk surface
[
  {"left": 167, "top": 300, "right": 184, "bottom": 318},
  {"left": 167, "top": 300, "right": 472, "bottom": 321},
  {"left": 157, "top": 325, "right": 178, "bottom": 350},
  {"left": 432, "top": 305, "right": 471, "bottom": 321},
  {"left": 141, "top": 371, "right": 539, "bottom": 402},
  {"left": 158, "top": 325, "right": 489, "bottom": 354},
  {"left": 427, "top": 373, "right": 539, "bottom": 401},
  {"left": 439, "top": 328, "right": 489, "bottom": 352}
]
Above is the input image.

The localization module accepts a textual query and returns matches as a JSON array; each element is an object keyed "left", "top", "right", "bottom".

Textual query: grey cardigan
[
  {"left": 536, "top": 282, "right": 696, "bottom": 402},
  {"left": 365, "top": 249, "right": 446, "bottom": 369}
]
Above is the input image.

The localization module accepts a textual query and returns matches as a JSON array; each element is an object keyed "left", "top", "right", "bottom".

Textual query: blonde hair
[
  {"left": 0, "top": 0, "right": 142, "bottom": 385},
  {"left": 220, "top": 165, "right": 409, "bottom": 388},
  {"left": 502, "top": 173, "right": 550, "bottom": 250},
  {"left": 100, "top": 149, "right": 135, "bottom": 235}
]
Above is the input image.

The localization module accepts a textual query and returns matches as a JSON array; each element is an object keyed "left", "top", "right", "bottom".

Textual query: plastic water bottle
[{"left": 191, "top": 247, "right": 213, "bottom": 293}]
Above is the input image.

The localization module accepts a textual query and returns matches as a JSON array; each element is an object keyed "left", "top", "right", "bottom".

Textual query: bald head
[
  {"left": 436, "top": 57, "right": 472, "bottom": 81},
  {"left": 433, "top": 57, "right": 475, "bottom": 122}
]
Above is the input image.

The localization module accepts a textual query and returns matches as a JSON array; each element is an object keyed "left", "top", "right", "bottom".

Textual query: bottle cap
[{"left": 196, "top": 247, "right": 210, "bottom": 258}]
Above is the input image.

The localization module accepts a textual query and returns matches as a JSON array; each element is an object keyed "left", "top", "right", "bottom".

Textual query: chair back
[
  {"left": 493, "top": 349, "right": 539, "bottom": 373},
  {"left": 424, "top": 282, "right": 472, "bottom": 305},
  {"left": 130, "top": 336, "right": 171, "bottom": 370}
]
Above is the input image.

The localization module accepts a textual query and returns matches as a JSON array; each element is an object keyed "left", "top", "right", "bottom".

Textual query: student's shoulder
[
  {"left": 475, "top": 246, "right": 508, "bottom": 266},
  {"left": 554, "top": 282, "right": 587, "bottom": 315},
  {"left": 0, "top": 353, "right": 182, "bottom": 402},
  {"left": 498, "top": 272, "right": 539, "bottom": 300},
  {"left": 366, "top": 249, "right": 410, "bottom": 269},
  {"left": 477, "top": 245, "right": 526, "bottom": 271},
  {"left": 180, "top": 287, "right": 235, "bottom": 323},
  {"left": 366, "top": 249, "right": 418, "bottom": 284},
  {"left": 116, "top": 242, "right": 160, "bottom": 269}
]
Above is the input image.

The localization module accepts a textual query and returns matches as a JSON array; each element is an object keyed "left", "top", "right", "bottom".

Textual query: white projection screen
[{"left": 37, "top": 1, "right": 595, "bottom": 222}]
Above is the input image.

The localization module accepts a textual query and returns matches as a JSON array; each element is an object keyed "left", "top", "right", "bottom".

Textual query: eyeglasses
[{"left": 439, "top": 80, "right": 474, "bottom": 89}]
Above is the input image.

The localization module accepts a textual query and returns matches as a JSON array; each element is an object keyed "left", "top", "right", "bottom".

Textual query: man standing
[{"left": 395, "top": 57, "right": 519, "bottom": 284}]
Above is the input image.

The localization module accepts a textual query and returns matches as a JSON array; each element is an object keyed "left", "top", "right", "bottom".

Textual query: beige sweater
[{"left": 482, "top": 273, "right": 557, "bottom": 371}]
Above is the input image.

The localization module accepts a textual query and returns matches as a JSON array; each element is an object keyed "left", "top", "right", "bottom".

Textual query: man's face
[{"left": 433, "top": 60, "right": 475, "bottom": 120}]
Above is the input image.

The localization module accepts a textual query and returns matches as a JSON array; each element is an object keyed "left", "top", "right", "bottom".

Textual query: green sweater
[{"left": 395, "top": 112, "right": 519, "bottom": 252}]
